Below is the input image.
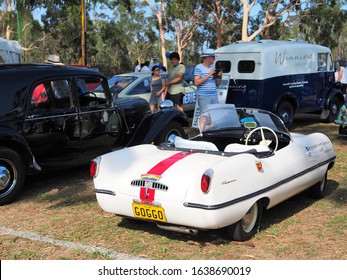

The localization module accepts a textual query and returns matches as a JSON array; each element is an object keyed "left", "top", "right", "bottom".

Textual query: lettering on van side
[
  {"left": 230, "top": 85, "right": 246, "bottom": 93},
  {"left": 283, "top": 81, "right": 308, "bottom": 88},
  {"left": 275, "top": 51, "right": 314, "bottom": 65}
]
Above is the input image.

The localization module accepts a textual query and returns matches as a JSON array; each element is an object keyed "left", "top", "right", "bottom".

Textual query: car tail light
[
  {"left": 201, "top": 169, "right": 213, "bottom": 193},
  {"left": 90, "top": 157, "right": 101, "bottom": 177}
]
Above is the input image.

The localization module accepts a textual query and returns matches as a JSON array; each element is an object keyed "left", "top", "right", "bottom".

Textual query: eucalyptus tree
[
  {"left": 298, "top": 0, "right": 345, "bottom": 50},
  {"left": 144, "top": 0, "right": 169, "bottom": 67},
  {"left": 165, "top": 0, "right": 200, "bottom": 61},
  {"left": 239, "top": 0, "right": 301, "bottom": 42},
  {"left": 333, "top": 19, "right": 347, "bottom": 59},
  {"left": 198, "top": 0, "right": 241, "bottom": 48},
  {"left": 1, "top": 1, "right": 45, "bottom": 62},
  {"left": 95, "top": 1, "right": 156, "bottom": 74}
]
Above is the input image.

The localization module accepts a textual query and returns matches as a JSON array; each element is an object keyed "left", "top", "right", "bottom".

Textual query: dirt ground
[{"left": 0, "top": 115, "right": 346, "bottom": 260}]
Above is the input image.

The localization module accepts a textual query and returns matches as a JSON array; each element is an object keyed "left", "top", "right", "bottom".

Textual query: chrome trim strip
[
  {"left": 95, "top": 189, "right": 116, "bottom": 196},
  {"left": 184, "top": 157, "right": 335, "bottom": 210}
]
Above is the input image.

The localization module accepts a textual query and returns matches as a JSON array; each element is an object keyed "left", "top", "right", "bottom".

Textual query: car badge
[
  {"left": 141, "top": 174, "right": 161, "bottom": 181},
  {"left": 255, "top": 161, "right": 263, "bottom": 173}
]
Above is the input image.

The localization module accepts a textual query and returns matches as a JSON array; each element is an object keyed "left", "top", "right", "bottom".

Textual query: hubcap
[
  {"left": 331, "top": 104, "right": 338, "bottom": 116},
  {"left": 0, "top": 166, "right": 11, "bottom": 191},
  {"left": 0, "top": 160, "right": 17, "bottom": 195},
  {"left": 280, "top": 111, "right": 289, "bottom": 123},
  {"left": 167, "top": 130, "right": 181, "bottom": 140},
  {"left": 242, "top": 203, "right": 258, "bottom": 233}
]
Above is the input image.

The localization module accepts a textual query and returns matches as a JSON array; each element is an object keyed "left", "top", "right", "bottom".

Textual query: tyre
[
  {"left": 276, "top": 101, "right": 294, "bottom": 128},
  {"left": 154, "top": 121, "right": 186, "bottom": 145},
  {"left": 226, "top": 201, "right": 262, "bottom": 241},
  {"left": 308, "top": 172, "right": 327, "bottom": 199},
  {"left": 0, "top": 148, "right": 26, "bottom": 205},
  {"left": 324, "top": 96, "right": 340, "bottom": 123}
]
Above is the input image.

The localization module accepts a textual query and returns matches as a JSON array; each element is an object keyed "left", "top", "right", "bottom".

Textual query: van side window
[
  {"left": 215, "top": 61, "right": 231, "bottom": 73},
  {"left": 318, "top": 53, "right": 328, "bottom": 71},
  {"left": 238, "top": 61, "right": 255, "bottom": 73}
]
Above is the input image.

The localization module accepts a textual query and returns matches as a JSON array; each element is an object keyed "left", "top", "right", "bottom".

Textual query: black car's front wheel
[
  {"left": 226, "top": 201, "right": 262, "bottom": 241},
  {"left": 154, "top": 121, "right": 186, "bottom": 145},
  {"left": 0, "top": 148, "right": 26, "bottom": 205}
]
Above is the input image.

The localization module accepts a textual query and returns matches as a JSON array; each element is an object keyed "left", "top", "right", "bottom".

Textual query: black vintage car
[{"left": 0, "top": 64, "right": 189, "bottom": 205}]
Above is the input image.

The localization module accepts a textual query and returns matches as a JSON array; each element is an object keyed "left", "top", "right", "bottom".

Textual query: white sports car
[{"left": 91, "top": 104, "right": 336, "bottom": 241}]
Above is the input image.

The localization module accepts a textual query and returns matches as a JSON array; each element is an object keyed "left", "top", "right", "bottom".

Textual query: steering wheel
[
  {"left": 80, "top": 91, "right": 98, "bottom": 106},
  {"left": 245, "top": 126, "right": 278, "bottom": 153},
  {"left": 81, "top": 91, "right": 97, "bottom": 98}
]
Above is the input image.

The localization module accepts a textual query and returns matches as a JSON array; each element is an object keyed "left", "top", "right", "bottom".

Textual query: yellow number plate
[{"left": 132, "top": 203, "right": 167, "bottom": 222}]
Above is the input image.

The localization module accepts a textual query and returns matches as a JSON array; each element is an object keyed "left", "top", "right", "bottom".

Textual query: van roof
[
  {"left": 215, "top": 40, "right": 331, "bottom": 54},
  {"left": 0, "top": 38, "right": 22, "bottom": 52}
]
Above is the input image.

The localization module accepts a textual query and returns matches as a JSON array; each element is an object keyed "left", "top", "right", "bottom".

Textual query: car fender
[
  {"left": 323, "top": 86, "right": 344, "bottom": 110},
  {"left": 127, "top": 109, "right": 189, "bottom": 146},
  {"left": 145, "top": 109, "right": 189, "bottom": 143},
  {"left": 273, "top": 91, "right": 298, "bottom": 113},
  {"left": 0, "top": 127, "right": 37, "bottom": 172}
]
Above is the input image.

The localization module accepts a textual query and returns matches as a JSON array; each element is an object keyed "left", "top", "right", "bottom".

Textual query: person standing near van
[
  {"left": 337, "top": 60, "right": 347, "bottom": 95},
  {"left": 165, "top": 52, "right": 186, "bottom": 111},
  {"left": 194, "top": 49, "right": 222, "bottom": 129}
]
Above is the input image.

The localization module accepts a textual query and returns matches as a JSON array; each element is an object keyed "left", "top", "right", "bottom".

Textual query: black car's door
[
  {"left": 76, "top": 76, "right": 122, "bottom": 159},
  {"left": 24, "top": 78, "right": 82, "bottom": 169}
]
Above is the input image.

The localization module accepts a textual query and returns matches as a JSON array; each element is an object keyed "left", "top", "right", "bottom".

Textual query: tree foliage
[
  {"left": 298, "top": 1, "right": 346, "bottom": 50},
  {"left": 0, "top": 0, "right": 346, "bottom": 71}
]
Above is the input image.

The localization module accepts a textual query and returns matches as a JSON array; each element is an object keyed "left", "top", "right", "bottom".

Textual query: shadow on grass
[
  {"left": 17, "top": 165, "right": 96, "bottom": 208},
  {"left": 261, "top": 179, "right": 340, "bottom": 229}
]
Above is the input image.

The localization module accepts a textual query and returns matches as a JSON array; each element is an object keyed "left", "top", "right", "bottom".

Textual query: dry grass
[{"left": 0, "top": 114, "right": 346, "bottom": 260}]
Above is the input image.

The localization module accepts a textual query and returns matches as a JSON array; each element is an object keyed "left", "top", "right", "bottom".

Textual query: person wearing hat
[
  {"left": 165, "top": 51, "right": 186, "bottom": 111},
  {"left": 45, "top": 54, "right": 64, "bottom": 65},
  {"left": 193, "top": 48, "right": 222, "bottom": 130},
  {"left": 149, "top": 56, "right": 163, "bottom": 71},
  {"left": 194, "top": 48, "right": 222, "bottom": 110}
]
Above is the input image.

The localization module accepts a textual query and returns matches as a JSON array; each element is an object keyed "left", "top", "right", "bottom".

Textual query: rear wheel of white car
[
  {"left": 154, "top": 121, "right": 186, "bottom": 145},
  {"left": 226, "top": 201, "right": 262, "bottom": 241},
  {"left": 308, "top": 172, "right": 327, "bottom": 199}
]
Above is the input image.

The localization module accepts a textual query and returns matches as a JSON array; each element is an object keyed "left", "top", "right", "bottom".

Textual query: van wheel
[
  {"left": 276, "top": 101, "right": 294, "bottom": 128},
  {"left": 0, "top": 148, "right": 26, "bottom": 205},
  {"left": 324, "top": 96, "right": 340, "bottom": 123}
]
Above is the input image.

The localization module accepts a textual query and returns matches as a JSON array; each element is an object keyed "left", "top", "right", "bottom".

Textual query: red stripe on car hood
[
  {"left": 140, "top": 152, "right": 194, "bottom": 202},
  {"left": 147, "top": 152, "right": 194, "bottom": 175}
]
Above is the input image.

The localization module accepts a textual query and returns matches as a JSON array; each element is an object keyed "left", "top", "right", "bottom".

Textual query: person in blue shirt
[{"left": 193, "top": 48, "right": 222, "bottom": 130}]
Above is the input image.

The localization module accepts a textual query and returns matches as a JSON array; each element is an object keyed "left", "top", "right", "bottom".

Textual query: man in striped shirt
[{"left": 194, "top": 49, "right": 222, "bottom": 130}]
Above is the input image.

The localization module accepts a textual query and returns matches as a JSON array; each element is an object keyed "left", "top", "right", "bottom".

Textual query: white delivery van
[
  {"left": 0, "top": 37, "right": 22, "bottom": 63},
  {"left": 214, "top": 40, "right": 344, "bottom": 127}
]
